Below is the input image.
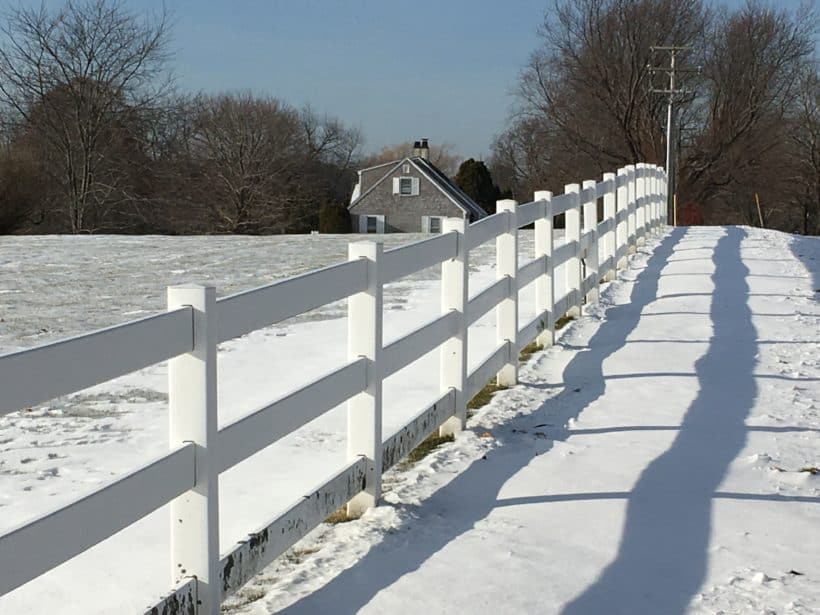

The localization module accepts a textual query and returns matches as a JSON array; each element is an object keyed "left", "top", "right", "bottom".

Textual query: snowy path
[{"left": 241, "top": 226, "right": 820, "bottom": 615}]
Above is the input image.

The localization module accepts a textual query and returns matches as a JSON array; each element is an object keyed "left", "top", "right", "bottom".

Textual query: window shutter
[
  {"left": 411, "top": 177, "right": 420, "bottom": 196},
  {"left": 421, "top": 216, "right": 430, "bottom": 233},
  {"left": 359, "top": 215, "right": 367, "bottom": 233},
  {"left": 376, "top": 215, "right": 385, "bottom": 234},
  {"left": 392, "top": 178, "right": 400, "bottom": 194}
]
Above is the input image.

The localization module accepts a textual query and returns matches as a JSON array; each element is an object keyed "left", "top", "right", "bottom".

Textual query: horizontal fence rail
[
  {"left": 518, "top": 255, "right": 546, "bottom": 290},
  {"left": 381, "top": 311, "right": 460, "bottom": 378},
  {"left": 467, "top": 277, "right": 511, "bottom": 326},
  {"left": 382, "top": 390, "right": 456, "bottom": 472},
  {"left": 0, "top": 162, "right": 667, "bottom": 614},
  {"left": 0, "top": 443, "right": 196, "bottom": 596},
  {"left": 219, "top": 456, "right": 369, "bottom": 601},
  {"left": 467, "top": 211, "right": 509, "bottom": 250},
  {"left": 466, "top": 342, "right": 513, "bottom": 401},
  {"left": 0, "top": 307, "right": 194, "bottom": 415},
  {"left": 551, "top": 192, "right": 575, "bottom": 216},
  {"left": 381, "top": 231, "right": 459, "bottom": 283},
  {"left": 217, "top": 358, "right": 368, "bottom": 473},
  {"left": 516, "top": 200, "right": 541, "bottom": 227},
  {"left": 216, "top": 259, "right": 368, "bottom": 343},
  {"left": 518, "top": 310, "right": 550, "bottom": 350}
]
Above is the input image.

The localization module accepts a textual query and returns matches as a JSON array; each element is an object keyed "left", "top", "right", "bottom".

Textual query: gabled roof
[
  {"left": 356, "top": 159, "right": 401, "bottom": 174},
  {"left": 349, "top": 156, "right": 488, "bottom": 220},
  {"left": 410, "top": 157, "right": 487, "bottom": 220}
]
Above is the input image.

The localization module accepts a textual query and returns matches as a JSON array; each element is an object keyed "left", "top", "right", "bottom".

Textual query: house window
[
  {"left": 402, "top": 164, "right": 410, "bottom": 173},
  {"left": 367, "top": 216, "right": 378, "bottom": 233},
  {"left": 399, "top": 177, "right": 413, "bottom": 195},
  {"left": 422, "top": 215, "right": 444, "bottom": 233},
  {"left": 393, "top": 176, "right": 419, "bottom": 196}
]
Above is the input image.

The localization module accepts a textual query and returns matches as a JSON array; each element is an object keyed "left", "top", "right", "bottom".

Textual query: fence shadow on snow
[
  {"left": 280, "top": 230, "right": 686, "bottom": 614},
  {"left": 562, "top": 227, "right": 758, "bottom": 614}
]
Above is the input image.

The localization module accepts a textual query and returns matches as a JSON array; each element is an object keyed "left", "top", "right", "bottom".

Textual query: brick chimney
[{"left": 419, "top": 138, "right": 429, "bottom": 160}]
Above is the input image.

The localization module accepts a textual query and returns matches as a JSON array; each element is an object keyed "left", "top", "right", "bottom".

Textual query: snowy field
[
  {"left": 2, "top": 227, "right": 819, "bottom": 614},
  {"left": 0, "top": 230, "right": 543, "bottom": 612}
]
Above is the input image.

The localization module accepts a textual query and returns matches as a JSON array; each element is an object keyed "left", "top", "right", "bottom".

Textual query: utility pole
[{"left": 650, "top": 46, "right": 695, "bottom": 226}]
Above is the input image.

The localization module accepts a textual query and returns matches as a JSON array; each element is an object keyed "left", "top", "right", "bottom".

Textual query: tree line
[
  {"left": 0, "top": 1, "right": 361, "bottom": 234},
  {"left": 1, "top": 0, "right": 816, "bottom": 235},
  {"left": 490, "top": 0, "right": 820, "bottom": 235}
]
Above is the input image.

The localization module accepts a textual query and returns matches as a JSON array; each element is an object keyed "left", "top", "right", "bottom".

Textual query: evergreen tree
[{"left": 454, "top": 158, "right": 501, "bottom": 214}]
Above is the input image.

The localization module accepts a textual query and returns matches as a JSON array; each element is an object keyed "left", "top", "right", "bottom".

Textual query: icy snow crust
[{"left": 1, "top": 227, "right": 819, "bottom": 614}]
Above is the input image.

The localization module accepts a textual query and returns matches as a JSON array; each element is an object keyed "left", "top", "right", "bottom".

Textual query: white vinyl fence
[{"left": 0, "top": 163, "right": 667, "bottom": 614}]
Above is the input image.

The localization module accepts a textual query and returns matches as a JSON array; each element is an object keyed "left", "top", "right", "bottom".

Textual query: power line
[{"left": 649, "top": 45, "right": 696, "bottom": 226}]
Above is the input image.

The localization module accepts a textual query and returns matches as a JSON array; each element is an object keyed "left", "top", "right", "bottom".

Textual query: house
[{"left": 348, "top": 139, "right": 487, "bottom": 233}]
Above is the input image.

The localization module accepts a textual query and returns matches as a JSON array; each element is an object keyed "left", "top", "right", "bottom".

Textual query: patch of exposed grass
[
  {"left": 799, "top": 466, "right": 818, "bottom": 475},
  {"left": 467, "top": 380, "right": 508, "bottom": 412},
  {"left": 395, "top": 433, "right": 455, "bottom": 471},
  {"left": 405, "top": 433, "right": 454, "bottom": 465},
  {"left": 325, "top": 507, "right": 355, "bottom": 524},
  {"left": 283, "top": 546, "right": 320, "bottom": 564},
  {"left": 554, "top": 314, "right": 575, "bottom": 330},
  {"left": 519, "top": 341, "right": 543, "bottom": 364},
  {"left": 327, "top": 434, "right": 457, "bottom": 521}
]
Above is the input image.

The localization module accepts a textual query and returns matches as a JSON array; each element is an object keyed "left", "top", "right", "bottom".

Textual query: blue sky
[
  {"left": 165, "top": 0, "right": 547, "bottom": 159},
  {"left": 16, "top": 0, "right": 752, "bottom": 159}
]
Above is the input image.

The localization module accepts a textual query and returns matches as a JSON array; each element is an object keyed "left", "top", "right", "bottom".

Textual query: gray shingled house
[{"left": 348, "top": 139, "right": 487, "bottom": 233}]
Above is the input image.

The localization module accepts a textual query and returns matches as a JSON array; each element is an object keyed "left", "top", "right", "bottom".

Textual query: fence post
[
  {"left": 646, "top": 165, "right": 654, "bottom": 237},
  {"left": 626, "top": 165, "right": 637, "bottom": 253},
  {"left": 650, "top": 165, "right": 659, "bottom": 235},
  {"left": 644, "top": 165, "right": 651, "bottom": 236},
  {"left": 440, "top": 218, "right": 468, "bottom": 436},
  {"left": 565, "top": 184, "right": 582, "bottom": 318},
  {"left": 534, "top": 190, "right": 554, "bottom": 348},
  {"left": 635, "top": 163, "right": 647, "bottom": 246},
  {"left": 662, "top": 169, "right": 669, "bottom": 225},
  {"left": 616, "top": 167, "right": 628, "bottom": 270},
  {"left": 582, "top": 180, "right": 599, "bottom": 304},
  {"left": 167, "top": 284, "right": 220, "bottom": 615},
  {"left": 656, "top": 166, "right": 663, "bottom": 232},
  {"left": 658, "top": 167, "right": 666, "bottom": 229},
  {"left": 496, "top": 199, "right": 518, "bottom": 386},
  {"left": 347, "top": 241, "right": 383, "bottom": 517},
  {"left": 602, "top": 172, "right": 617, "bottom": 281}
]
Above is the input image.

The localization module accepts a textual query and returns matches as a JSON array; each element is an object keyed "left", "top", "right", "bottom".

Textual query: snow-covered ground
[
  {"left": 0, "top": 231, "right": 540, "bottom": 612},
  {"left": 2, "top": 226, "right": 819, "bottom": 614}
]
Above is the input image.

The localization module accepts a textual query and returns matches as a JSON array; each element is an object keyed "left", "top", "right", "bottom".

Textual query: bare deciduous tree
[
  {"left": 495, "top": 0, "right": 819, "bottom": 234},
  {"left": 519, "top": 0, "right": 706, "bottom": 174},
  {"left": 190, "top": 94, "right": 361, "bottom": 233},
  {"left": 0, "top": 0, "right": 170, "bottom": 232},
  {"left": 192, "top": 93, "right": 302, "bottom": 232},
  {"left": 362, "top": 140, "right": 461, "bottom": 176},
  {"left": 788, "top": 66, "right": 820, "bottom": 234},
  {"left": 681, "top": 0, "right": 816, "bottom": 226}
]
